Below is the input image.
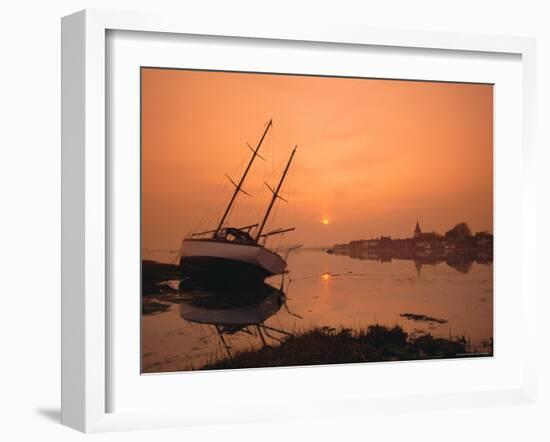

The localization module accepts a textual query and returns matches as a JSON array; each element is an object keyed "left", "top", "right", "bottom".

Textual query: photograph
[{"left": 140, "top": 67, "right": 494, "bottom": 373}]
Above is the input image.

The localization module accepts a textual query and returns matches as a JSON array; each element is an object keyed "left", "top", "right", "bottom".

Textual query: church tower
[{"left": 414, "top": 220, "right": 422, "bottom": 239}]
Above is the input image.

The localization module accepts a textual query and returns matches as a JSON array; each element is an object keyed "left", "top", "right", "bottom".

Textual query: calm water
[{"left": 142, "top": 249, "right": 493, "bottom": 373}]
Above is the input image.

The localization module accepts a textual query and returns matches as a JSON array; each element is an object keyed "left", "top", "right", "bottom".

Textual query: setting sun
[{"left": 322, "top": 218, "right": 330, "bottom": 225}]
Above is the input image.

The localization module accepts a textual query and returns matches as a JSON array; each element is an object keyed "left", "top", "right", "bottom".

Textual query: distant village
[{"left": 328, "top": 221, "right": 493, "bottom": 271}]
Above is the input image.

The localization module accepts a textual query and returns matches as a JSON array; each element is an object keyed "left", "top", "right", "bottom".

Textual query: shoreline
[{"left": 201, "top": 325, "right": 492, "bottom": 371}]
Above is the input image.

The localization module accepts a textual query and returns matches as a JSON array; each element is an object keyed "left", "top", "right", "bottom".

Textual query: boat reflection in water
[{"left": 178, "top": 280, "right": 296, "bottom": 358}]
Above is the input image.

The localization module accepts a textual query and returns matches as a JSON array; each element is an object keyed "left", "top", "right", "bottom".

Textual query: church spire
[{"left": 414, "top": 220, "right": 422, "bottom": 238}]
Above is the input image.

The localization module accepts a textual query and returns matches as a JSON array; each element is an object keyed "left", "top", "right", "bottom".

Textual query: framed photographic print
[
  {"left": 62, "top": 9, "right": 538, "bottom": 432},
  {"left": 140, "top": 68, "right": 494, "bottom": 374}
]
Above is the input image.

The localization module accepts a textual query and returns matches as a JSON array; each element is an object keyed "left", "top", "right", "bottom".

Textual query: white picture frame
[{"left": 61, "top": 9, "right": 537, "bottom": 433}]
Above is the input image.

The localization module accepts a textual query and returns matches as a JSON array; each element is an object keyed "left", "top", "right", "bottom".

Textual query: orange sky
[{"left": 141, "top": 68, "right": 493, "bottom": 249}]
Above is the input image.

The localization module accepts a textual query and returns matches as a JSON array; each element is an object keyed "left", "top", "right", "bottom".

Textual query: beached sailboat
[{"left": 179, "top": 120, "right": 297, "bottom": 286}]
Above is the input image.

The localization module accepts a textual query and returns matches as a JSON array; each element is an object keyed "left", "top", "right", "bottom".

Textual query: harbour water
[{"left": 141, "top": 248, "right": 493, "bottom": 373}]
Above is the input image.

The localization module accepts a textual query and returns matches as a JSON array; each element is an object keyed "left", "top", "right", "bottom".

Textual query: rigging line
[
  {"left": 221, "top": 119, "right": 273, "bottom": 226},
  {"left": 271, "top": 134, "right": 275, "bottom": 181},
  {"left": 197, "top": 188, "right": 223, "bottom": 230},
  {"left": 276, "top": 312, "right": 284, "bottom": 330},
  {"left": 275, "top": 232, "right": 285, "bottom": 253},
  {"left": 271, "top": 131, "right": 287, "bottom": 153},
  {"left": 277, "top": 168, "right": 295, "bottom": 236},
  {"left": 266, "top": 163, "right": 291, "bottom": 237},
  {"left": 191, "top": 173, "right": 230, "bottom": 234},
  {"left": 191, "top": 152, "right": 248, "bottom": 234},
  {"left": 223, "top": 123, "right": 275, "bottom": 227},
  {"left": 257, "top": 147, "right": 278, "bottom": 222},
  {"left": 270, "top": 203, "right": 282, "bottom": 239},
  {"left": 215, "top": 156, "right": 249, "bottom": 225},
  {"left": 262, "top": 154, "right": 290, "bottom": 235},
  {"left": 247, "top": 162, "right": 266, "bottom": 227},
  {"left": 252, "top": 182, "right": 267, "bottom": 226}
]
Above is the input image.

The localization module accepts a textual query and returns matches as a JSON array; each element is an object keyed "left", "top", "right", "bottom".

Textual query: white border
[{"left": 61, "top": 9, "right": 537, "bottom": 433}]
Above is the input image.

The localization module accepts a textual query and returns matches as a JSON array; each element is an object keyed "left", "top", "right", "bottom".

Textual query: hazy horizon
[{"left": 141, "top": 68, "right": 493, "bottom": 250}]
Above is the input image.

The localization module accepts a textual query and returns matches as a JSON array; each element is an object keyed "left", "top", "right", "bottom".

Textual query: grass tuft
[{"left": 203, "top": 324, "right": 487, "bottom": 370}]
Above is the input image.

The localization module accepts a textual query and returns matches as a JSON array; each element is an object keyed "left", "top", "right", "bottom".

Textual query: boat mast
[
  {"left": 255, "top": 145, "right": 297, "bottom": 242},
  {"left": 215, "top": 119, "right": 273, "bottom": 236}
]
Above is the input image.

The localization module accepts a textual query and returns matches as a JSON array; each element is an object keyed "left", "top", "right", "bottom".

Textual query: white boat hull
[{"left": 179, "top": 239, "right": 287, "bottom": 285}]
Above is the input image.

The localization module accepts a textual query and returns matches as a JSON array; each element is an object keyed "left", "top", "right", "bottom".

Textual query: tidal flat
[{"left": 141, "top": 249, "right": 493, "bottom": 373}]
